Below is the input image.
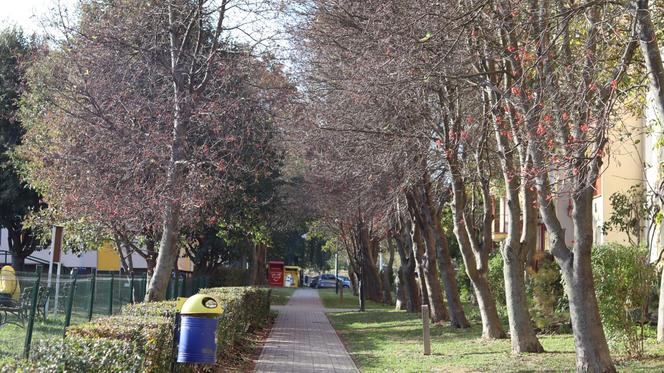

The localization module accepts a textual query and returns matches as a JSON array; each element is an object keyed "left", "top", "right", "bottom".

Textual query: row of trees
[
  {"left": 285, "top": 1, "right": 664, "bottom": 372},
  {"left": 0, "top": 0, "right": 325, "bottom": 298}
]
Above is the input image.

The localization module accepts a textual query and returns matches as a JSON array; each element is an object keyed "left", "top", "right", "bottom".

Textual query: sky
[
  {"left": 0, "top": 0, "right": 76, "bottom": 34},
  {"left": 0, "top": 0, "right": 286, "bottom": 52}
]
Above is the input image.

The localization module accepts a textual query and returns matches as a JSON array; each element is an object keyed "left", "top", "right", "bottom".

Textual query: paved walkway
[{"left": 255, "top": 288, "right": 360, "bottom": 373}]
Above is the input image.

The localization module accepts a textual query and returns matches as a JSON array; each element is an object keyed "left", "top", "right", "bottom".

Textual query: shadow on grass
[{"left": 330, "top": 307, "right": 664, "bottom": 372}]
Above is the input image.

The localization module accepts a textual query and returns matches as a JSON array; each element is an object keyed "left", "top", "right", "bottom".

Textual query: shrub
[
  {"left": 198, "top": 286, "right": 270, "bottom": 354},
  {"left": 122, "top": 300, "right": 178, "bottom": 319},
  {"left": 592, "top": 243, "right": 656, "bottom": 357},
  {"left": 66, "top": 315, "right": 173, "bottom": 372},
  {"left": 44, "top": 286, "right": 270, "bottom": 373},
  {"left": 487, "top": 253, "right": 505, "bottom": 311},
  {"left": 0, "top": 337, "right": 144, "bottom": 373},
  {"left": 526, "top": 258, "right": 569, "bottom": 332}
]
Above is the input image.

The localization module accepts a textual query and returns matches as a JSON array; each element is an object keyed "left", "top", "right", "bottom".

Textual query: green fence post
[
  {"left": 88, "top": 271, "right": 96, "bottom": 321},
  {"left": 129, "top": 273, "right": 135, "bottom": 304},
  {"left": 23, "top": 265, "right": 43, "bottom": 359},
  {"left": 182, "top": 275, "right": 188, "bottom": 297},
  {"left": 108, "top": 273, "right": 114, "bottom": 315},
  {"left": 63, "top": 269, "right": 78, "bottom": 336}
]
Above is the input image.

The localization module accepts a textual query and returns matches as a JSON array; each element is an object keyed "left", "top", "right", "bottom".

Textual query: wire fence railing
[{"left": 0, "top": 265, "right": 209, "bottom": 360}]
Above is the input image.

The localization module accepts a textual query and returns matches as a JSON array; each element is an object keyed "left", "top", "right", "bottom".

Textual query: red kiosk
[{"left": 268, "top": 261, "right": 285, "bottom": 287}]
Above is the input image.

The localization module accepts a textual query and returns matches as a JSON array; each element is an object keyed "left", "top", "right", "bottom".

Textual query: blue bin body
[{"left": 177, "top": 315, "right": 218, "bottom": 364}]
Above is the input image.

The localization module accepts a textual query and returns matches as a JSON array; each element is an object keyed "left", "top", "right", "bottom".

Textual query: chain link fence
[{"left": 0, "top": 266, "right": 208, "bottom": 359}]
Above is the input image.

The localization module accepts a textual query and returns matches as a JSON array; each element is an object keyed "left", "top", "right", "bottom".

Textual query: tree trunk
[
  {"left": 529, "top": 134, "right": 615, "bottom": 370},
  {"left": 411, "top": 222, "right": 430, "bottom": 310},
  {"left": 10, "top": 253, "right": 25, "bottom": 272},
  {"left": 255, "top": 244, "right": 267, "bottom": 285},
  {"left": 658, "top": 270, "right": 664, "bottom": 342},
  {"left": 407, "top": 183, "right": 449, "bottom": 323},
  {"left": 499, "top": 190, "right": 543, "bottom": 353},
  {"left": 249, "top": 244, "right": 259, "bottom": 285},
  {"left": 436, "top": 230, "right": 470, "bottom": 328},
  {"left": 449, "top": 171, "right": 505, "bottom": 339},
  {"left": 395, "top": 268, "right": 405, "bottom": 311},
  {"left": 634, "top": 0, "right": 664, "bottom": 344},
  {"left": 358, "top": 268, "right": 366, "bottom": 311},
  {"left": 393, "top": 222, "right": 421, "bottom": 313},
  {"left": 7, "top": 227, "right": 37, "bottom": 272},
  {"left": 382, "top": 239, "right": 395, "bottom": 304},
  {"left": 502, "top": 245, "right": 544, "bottom": 352},
  {"left": 560, "top": 254, "right": 615, "bottom": 372},
  {"left": 635, "top": 0, "right": 664, "bottom": 124},
  {"left": 357, "top": 220, "right": 385, "bottom": 303},
  {"left": 145, "top": 4, "right": 193, "bottom": 301}
]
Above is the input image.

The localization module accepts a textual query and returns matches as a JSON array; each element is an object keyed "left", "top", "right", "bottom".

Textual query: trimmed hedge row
[
  {"left": 198, "top": 287, "right": 271, "bottom": 357},
  {"left": 1, "top": 286, "right": 271, "bottom": 373}
]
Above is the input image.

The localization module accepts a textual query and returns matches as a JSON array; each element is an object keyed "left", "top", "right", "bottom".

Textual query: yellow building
[{"left": 592, "top": 114, "right": 646, "bottom": 246}]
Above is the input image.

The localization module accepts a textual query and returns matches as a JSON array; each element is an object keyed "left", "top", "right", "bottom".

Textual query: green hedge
[
  {"left": 1, "top": 337, "right": 143, "bottom": 373},
  {"left": 66, "top": 315, "right": 173, "bottom": 372},
  {"left": 16, "top": 286, "right": 270, "bottom": 372}
]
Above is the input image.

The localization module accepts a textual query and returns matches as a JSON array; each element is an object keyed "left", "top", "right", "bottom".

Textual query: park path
[{"left": 255, "top": 288, "right": 359, "bottom": 373}]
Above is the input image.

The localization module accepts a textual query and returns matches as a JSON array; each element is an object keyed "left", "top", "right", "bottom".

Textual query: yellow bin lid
[{"left": 180, "top": 294, "right": 224, "bottom": 315}]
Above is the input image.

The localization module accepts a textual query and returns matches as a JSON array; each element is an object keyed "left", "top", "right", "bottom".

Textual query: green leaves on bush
[
  {"left": 10, "top": 286, "right": 271, "bottom": 372},
  {"left": 592, "top": 243, "right": 656, "bottom": 357},
  {"left": 1, "top": 337, "right": 143, "bottom": 373},
  {"left": 526, "top": 258, "right": 569, "bottom": 331}
]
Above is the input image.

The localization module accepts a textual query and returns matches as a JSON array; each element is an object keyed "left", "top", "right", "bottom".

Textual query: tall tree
[
  {"left": 631, "top": 0, "right": 664, "bottom": 343},
  {"left": 19, "top": 0, "right": 285, "bottom": 300},
  {"left": 0, "top": 28, "right": 45, "bottom": 271}
]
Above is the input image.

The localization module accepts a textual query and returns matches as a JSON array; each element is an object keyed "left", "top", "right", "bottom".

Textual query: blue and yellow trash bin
[{"left": 177, "top": 294, "right": 224, "bottom": 364}]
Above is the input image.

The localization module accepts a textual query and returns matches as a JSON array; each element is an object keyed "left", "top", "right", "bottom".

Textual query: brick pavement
[{"left": 255, "top": 288, "right": 360, "bottom": 373}]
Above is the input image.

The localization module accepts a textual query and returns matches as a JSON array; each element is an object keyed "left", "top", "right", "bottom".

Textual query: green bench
[{"left": 0, "top": 286, "right": 52, "bottom": 327}]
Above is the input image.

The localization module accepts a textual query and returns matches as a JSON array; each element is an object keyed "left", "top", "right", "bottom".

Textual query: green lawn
[
  {"left": 318, "top": 288, "right": 393, "bottom": 310},
  {"left": 269, "top": 287, "right": 296, "bottom": 305},
  {"left": 0, "top": 315, "right": 85, "bottom": 359},
  {"left": 328, "top": 309, "right": 664, "bottom": 372}
]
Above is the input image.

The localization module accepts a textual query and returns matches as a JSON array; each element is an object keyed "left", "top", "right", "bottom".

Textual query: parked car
[
  {"left": 337, "top": 276, "right": 351, "bottom": 288},
  {"left": 309, "top": 276, "right": 319, "bottom": 288},
  {"left": 316, "top": 274, "right": 337, "bottom": 288}
]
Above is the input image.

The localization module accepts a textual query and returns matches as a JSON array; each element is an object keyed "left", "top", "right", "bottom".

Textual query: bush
[
  {"left": 526, "top": 257, "right": 569, "bottom": 332},
  {"left": 122, "top": 300, "right": 178, "bottom": 319},
  {"left": 38, "top": 286, "right": 271, "bottom": 373},
  {"left": 34, "top": 337, "right": 144, "bottom": 372},
  {"left": 198, "top": 286, "right": 271, "bottom": 354},
  {"left": 487, "top": 253, "right": 505, "bottom": 311},
  {"left": 66, "top": 315, "right": 173, "bottom": 372},
  {"left": 0, "top": 337, "right": 144, "bottom": 373},
  {"left": 592, "top": 243, "right": 656, "bottom": 357}
]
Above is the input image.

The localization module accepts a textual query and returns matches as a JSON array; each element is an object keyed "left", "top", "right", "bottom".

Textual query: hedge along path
[
  {"left": 0, "top": 286, "right": 271, "bottom": 372},
  {"left": 256, "top": 288, "right": 359, "bottom": 373}
]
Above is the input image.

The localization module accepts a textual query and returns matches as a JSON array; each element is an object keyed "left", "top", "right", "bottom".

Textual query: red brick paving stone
[{"left": 255, "top": 288, "right": 360, "bottom": 373}]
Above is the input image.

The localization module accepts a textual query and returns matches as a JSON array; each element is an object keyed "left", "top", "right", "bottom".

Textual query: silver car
[{"left": 316, "top": 274, "right": 337, "bottom": 288}]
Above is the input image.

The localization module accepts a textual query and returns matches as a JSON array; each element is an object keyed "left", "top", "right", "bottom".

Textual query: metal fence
[{"left": 0, "top": 266, "right": 208, "bottom": 359}]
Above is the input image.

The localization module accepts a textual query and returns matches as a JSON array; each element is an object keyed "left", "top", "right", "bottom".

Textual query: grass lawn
[
  {"left": 318, "top": 288, "right": 393, "bottom": 310},
  {"left": 0, "top": 315, "right": 84, "bottom": 359},
  {"left": 328, "top": 309, "right": 664, "bottom": 372},
  {"left": 269, "top": 287, "right": 296, "bottom": 305}
]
